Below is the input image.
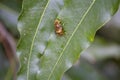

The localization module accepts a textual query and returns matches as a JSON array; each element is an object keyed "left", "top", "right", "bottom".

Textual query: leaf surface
[{"left": 17, "top": 0, "right": 120, "bottom": 80}]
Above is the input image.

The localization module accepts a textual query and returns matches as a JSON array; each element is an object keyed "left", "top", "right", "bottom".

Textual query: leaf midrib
[
  {"left": 26, "top": 0, "right": 50, "bottom": 80},
  {"left": 47, "top": 0, "right": 96, "bottom": 80}
]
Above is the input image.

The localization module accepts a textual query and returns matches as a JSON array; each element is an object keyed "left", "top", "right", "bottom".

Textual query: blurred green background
[{"left": 0, "top": 0, "right": 120, "bottom": 80}]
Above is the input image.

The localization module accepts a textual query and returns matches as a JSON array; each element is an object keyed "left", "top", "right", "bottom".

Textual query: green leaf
[
  {"left": 0, "top": 0, "right": 22, "bottom": 12},
  {"left": 17, "top": 0, "right": 120, "bottom": 80},
  {"left": 64, "top": 59, "right": 107, "bottom": 80}
]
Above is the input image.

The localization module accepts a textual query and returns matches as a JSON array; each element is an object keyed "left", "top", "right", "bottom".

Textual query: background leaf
[
  {"left": 0, "top": 0, "right": 21, "bottom": 79},
  {"left": 0, "top": 0, "right": 22, "bottom": 39},
  {"left": 0, "top": 0, "right": 22, "bottom": 12},
  {"left": 63, "top": 58, "right": 107, "bottom": 80},
  {"left": 17, "top": 0, "right": 120, "bottom": 80}
]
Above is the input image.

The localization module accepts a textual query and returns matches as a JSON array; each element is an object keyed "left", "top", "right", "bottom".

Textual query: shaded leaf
[
  {"left": 17, "top": 0, "right": 120, "bottom": 80},
  {"left": 0, "top": 0, "right": 22, "bottom": 12},
  {"left": 64, "top": 58, "right": 107, "bottom": 80}
]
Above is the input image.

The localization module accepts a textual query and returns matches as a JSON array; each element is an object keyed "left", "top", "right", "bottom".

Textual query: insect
[{"left": 54, "top": 19, "right": 64, "bottom": 36}]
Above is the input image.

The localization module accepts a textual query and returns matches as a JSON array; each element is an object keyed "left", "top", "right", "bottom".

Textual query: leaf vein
[
  {"left": 26, "top": 0, "right": 50, "bottom": 80},
  {"left": 47, "top": 0, "right": 96, "bottom": 79}
]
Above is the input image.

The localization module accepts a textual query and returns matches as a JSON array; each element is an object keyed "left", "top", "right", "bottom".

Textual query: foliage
[
  {"left": 17, "top": 0, "right": 120, "bottom": 80},
  {"left": 0, "top": 0, "right": 120, "bottom": 80}
]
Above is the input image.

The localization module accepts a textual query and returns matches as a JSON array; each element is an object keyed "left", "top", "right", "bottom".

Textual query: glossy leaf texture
[{"left": 17, "top": 0, "right": 120, "bottom": 80}]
